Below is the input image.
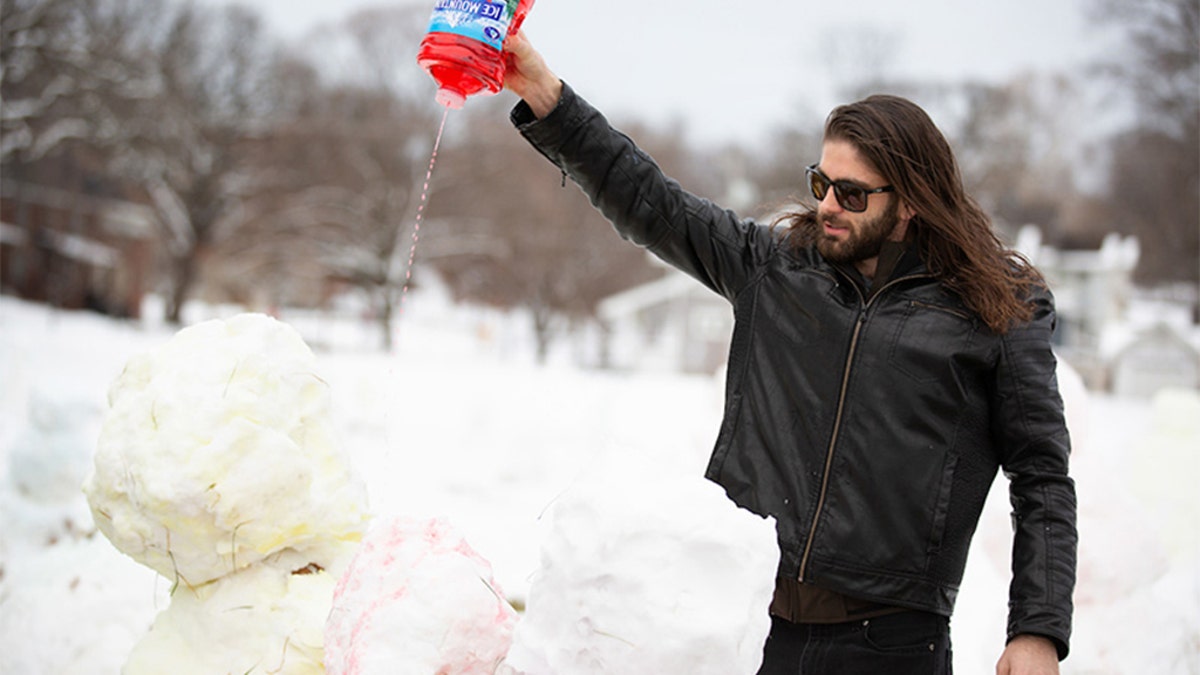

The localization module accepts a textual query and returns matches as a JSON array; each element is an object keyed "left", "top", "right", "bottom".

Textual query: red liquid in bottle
[
  {"left": 417, "top": 0, "right": 533, "bottom": 109},
  {"left": 417, "top": 33, "right": 505, "bottom": 107}
]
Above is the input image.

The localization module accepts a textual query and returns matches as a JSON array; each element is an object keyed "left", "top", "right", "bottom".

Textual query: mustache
[{"left": 818, "top": 211, "right": 845, "bottom": 229}]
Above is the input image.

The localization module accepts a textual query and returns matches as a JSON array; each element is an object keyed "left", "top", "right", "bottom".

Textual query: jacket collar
[{"left": 834, "top": 242, "right": 926, "bottom": 300}]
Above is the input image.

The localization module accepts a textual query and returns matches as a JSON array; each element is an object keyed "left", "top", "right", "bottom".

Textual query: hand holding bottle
[{"left": 503, "top": 30, "right": 562, "bottom": 119}]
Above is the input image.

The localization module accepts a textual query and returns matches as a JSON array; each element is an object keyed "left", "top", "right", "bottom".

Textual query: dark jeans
[{"left": 757, "top": 610, "right": 953, "bottom": 675}]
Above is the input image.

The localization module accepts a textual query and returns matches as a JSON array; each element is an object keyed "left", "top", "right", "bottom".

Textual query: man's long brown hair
[{"left": 779, "top": 94, "right": 1043, "bottom": 333}]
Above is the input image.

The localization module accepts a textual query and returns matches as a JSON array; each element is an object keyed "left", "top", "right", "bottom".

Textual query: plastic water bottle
[{"left": 417, "top": 0, "right": 535, "bottom": 109}]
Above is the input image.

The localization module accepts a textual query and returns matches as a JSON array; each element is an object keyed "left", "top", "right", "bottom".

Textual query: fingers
[
  {"left": 504, "top": 29, "right": 532, "bottom": 61},
  {"left": 505, "top": 29, "right": 545, "bottom": 82},
  {"left": 502, "top": 29, "right": 560, "bottom": 117}
]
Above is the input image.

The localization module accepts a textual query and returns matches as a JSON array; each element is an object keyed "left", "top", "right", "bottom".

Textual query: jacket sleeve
[
  {"left": 992, "top": 288, "right": 1078, "bottom": 660},
  {"left": 510, "top": 83, "right": 772, "bottom": 302}
]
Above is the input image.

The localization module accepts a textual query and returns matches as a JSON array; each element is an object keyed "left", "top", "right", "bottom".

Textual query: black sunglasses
[{"left": 806, "top": 164, "right": 894, "bottom": 213}]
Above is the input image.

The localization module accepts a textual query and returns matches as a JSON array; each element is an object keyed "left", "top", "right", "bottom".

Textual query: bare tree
[
  {"left": 1, "top": 0, "right": 167, "bottom": 164},
  {"left": 948, "top": 74, "right": 1085, "bottom": 237},
  {"left": 1091, "top": 0, "right": 1199, "bottom": 139},
  {"left": 427, "top": 100, "right": 717, "bottom": 362},
  {"left": 53, "top": 0, "right": 293, "bottom": 323},
  {"left": 2, "top": 0, "right": 93, "bottom": 162},
  {"left": 236, "top": 5, "right": 450, "bottom": 350},
  {"left": 261, "top": 88, "right": 444, "bottom": 349},
  {"left": 1089, "top": 0, "right": 1199, "bottom": 287}
]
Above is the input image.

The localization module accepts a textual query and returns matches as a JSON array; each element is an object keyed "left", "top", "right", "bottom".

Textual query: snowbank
[{"left": 503, "top": 450, "right": 779, "bottom": 675}]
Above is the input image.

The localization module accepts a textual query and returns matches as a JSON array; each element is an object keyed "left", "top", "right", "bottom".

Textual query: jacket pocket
[
  {"left": 862, "top": 612, "right": 948, "bottom": 654},
  {"left": 888, "top": 300, "right": 976, "bottom": 384},
  {"left": 926, "top": 449, "right": 959, "bottom": 555}
]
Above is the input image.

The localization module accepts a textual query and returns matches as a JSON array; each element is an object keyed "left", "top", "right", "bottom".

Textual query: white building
[
  {"left": 597, "top": 268, "right": 732, "bottom": 375},
  {"left": 1017, "top": 224, "right": 1198, "bottom": 395}
]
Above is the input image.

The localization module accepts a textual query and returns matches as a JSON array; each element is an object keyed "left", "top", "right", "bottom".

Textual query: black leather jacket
[{"left": 512, "top": 84, "right": 1077, "bottom": 658}]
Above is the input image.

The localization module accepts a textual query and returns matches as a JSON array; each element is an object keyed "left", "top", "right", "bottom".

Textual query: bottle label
[{"left": 426, "top": 0, "right": 515, "bottom": 51}]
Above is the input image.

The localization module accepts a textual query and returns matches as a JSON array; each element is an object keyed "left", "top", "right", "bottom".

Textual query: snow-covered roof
[
  {"left": 0, "top": 221, "right": 29, "bottom": 246},
  {"left": 0, "top": 218, "right": 118, "bottom": 266},
  {"left": 47, "top": 229, "right": 119, "bottom": 267},
  {"left": 597, "top": 272, "right": 711, "bottom": 321},
  {"left": 1, "top": 180, "right": 155, "bottom": 239}
]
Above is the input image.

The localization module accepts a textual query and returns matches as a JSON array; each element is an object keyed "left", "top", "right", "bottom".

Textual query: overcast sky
[{"left": 225, "top": 0, "right": 1118, "bottom": 148}]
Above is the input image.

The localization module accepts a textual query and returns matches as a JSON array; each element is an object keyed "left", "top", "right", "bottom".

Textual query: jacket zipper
[{"left": 796, "top": 270, "right": 933, "bottom": 582}]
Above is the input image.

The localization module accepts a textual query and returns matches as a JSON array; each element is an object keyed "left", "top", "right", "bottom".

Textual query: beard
[{"left": 815, "top": 199, "right": 901, "bottom": 265}]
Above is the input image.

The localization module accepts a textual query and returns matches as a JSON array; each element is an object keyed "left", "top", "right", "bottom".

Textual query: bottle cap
[{"left": 436, "top": 88, "right": 466, "bottom": 110}]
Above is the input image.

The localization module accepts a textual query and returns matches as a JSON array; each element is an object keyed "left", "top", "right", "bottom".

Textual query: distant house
[
  {"left": 1017, "top": 224, "right": 1200, "bottom": 396},
  {"left": 1109, "top": 323, "right": 1200, "bottom": 398},
  {"left": 597, "top": 268, "right": 732, "bottom": 375},
  {"left": 1017, "top": 225, "right": 1141, "bottom": 351},
  {"left": 1, "top": 180, "right": 155, "bottom": 318}
]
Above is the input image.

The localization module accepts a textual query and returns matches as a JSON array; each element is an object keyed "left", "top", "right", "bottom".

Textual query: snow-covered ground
[{"left": 1, "top": 292, "right": 1197, "bottom": 673}]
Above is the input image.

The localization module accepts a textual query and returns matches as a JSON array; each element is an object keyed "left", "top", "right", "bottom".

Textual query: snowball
[
  {"left": 82, "top": 314, "right": 369, "bottom": 587},
  {"left": 502, "top": 450, "right": 779, "bottom": 675},
  {"left": 325, "top": 516, "right": 518, "bottom": 675},
  {"left": 123, "top": 559, "right": 338, "bottom": 675}
]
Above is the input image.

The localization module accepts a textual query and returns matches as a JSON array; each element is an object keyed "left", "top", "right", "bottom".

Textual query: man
[{"left": 502, "top": 31, "right": 1076, "bottom": 675}]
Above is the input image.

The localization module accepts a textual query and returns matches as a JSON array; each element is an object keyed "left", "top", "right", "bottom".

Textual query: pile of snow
[
  {"left": 323, "top": 448, "right": 778, "bottom": 675},
  {"left": 325, "top": 516, "right": 519, "bottom": 674},
  {"left": 8, "top": 387, "right": 97, "bottom": 505},
  {"left": 81, "top": 314, "right": 370, "bottom": 673},
  {"left": 503, "top": 450, "right": 779, "bottom": 675},
  {"left": 4, "top": 385, "right": 99, "bottom": 546},
  {"left": 1129, "top": 388, "right": 1200, "bottom": 561}
]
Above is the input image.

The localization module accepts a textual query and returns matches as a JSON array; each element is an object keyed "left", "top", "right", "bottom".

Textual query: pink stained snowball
[{"left": 324, "top": 516, "right": 518, "bottom": 675}]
